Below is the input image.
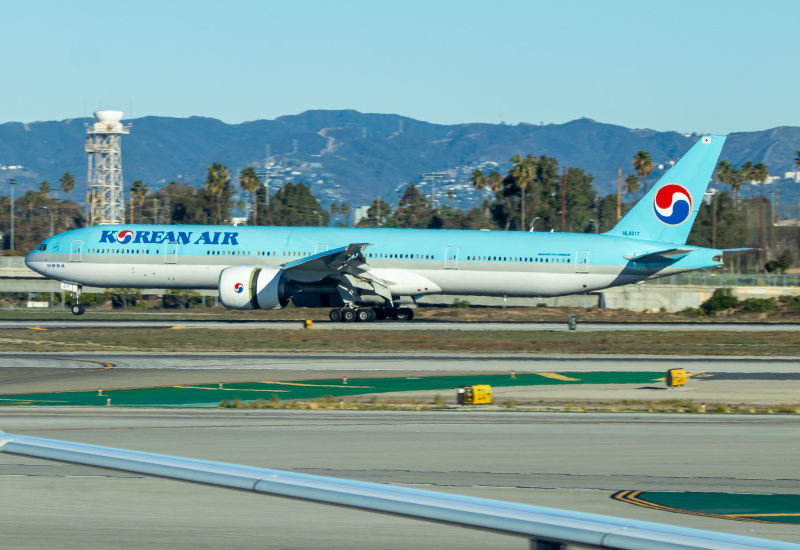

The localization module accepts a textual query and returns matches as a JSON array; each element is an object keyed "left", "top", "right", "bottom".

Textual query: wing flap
[{"left": 282, "top": 243, "right": 372, "bottom": 273}]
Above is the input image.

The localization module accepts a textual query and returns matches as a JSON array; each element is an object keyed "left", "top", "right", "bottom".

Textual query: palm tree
[
  {"left": 130, "top": 180, "right": 149, "bottom": 224},
  {"left": 340, "top": 202, "right": 350, "bottom": 226},
  {"left": 470, "top": 169, "right": 486, "bottom": 211},
  {"left": 740, "top": 161, "right": 755, "bottom": 199},
  {"left": 59, "top": 173, "right": 75, "bottom": 202},
  {"left": 752, "top": 162, "right": 769, "bottom": 196},
  {"left": 38, "top": 181, "right": 51, "bottom": 200},
  {"left": 510, "top": 155, "right": 535, "bottom": 230},
  {"left": 729, "top": 167, "right": 743, "bottom": 205},
  {"left": 632, "top": 151, "right": 654, "bottom": 193},
  {"left": 238, "top": 167, "right": 261, "bottom": 225},
  {"left": 715, "top": 160, "right": 731, "bottom": 188},
  {"left": 624, "top": 174, "right": 641, "bottom": 202},
  {"left": 205, "top": 162, "right": 231, "bottom": 224}
]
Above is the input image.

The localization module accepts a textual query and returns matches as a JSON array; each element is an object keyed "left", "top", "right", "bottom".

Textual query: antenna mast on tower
[{"left": 85, "top": 110, "right": 131, "bottom": 225}]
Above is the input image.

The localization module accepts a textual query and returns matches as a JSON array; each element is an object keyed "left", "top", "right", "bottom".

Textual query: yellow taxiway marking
[
  {"left": 535, "top": 372, "right": 580, "bottom": 381},
  {"left": 729, "top": 513, "right": 800, "bottom": 518},
  {"left": 173, "top": 385, "right": 290, "bottom": 392},
  {"left": 258, "top": 381, "right": 373, "bottom": 389},
  {"left": 171, "top": 326, "right": 186, "bottom": 329},
  {"left": 27, "top": 327, "right": 47, "bottom": 331}
]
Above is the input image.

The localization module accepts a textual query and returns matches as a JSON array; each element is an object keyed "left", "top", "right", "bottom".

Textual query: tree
[
  {"left": 510, "top": 154, "right": 535, "bottom": 231},
  {"left": 624, "top": 174, "right": 641, "bottom": 202},
  {"left": 728, "top": 167, "right": 743, "bottom": 204},
  {"left": 205, "top": 162, "right": 231, "bottom": 224},
  {"left": 263, "top": 182, "right": 329, "bottom": 227},
  {"left": 130, "top": 180, "right": 149, "bottom": 224},
  {"left": 740, "top": 161, "right": 755, "bottom": 199},
  {"left": 38, "top": 181, "right": 51, "bottom": 199},
  {"left": 752, "top": 162, "right": 769, "bottom": 196},
  {"left": 359, "top": 198, "right": 391, "bottom": 227},
  {"left": 632, "top": 151, "right": 654, "bottom": 193},
  {"left": 60, "top": 173, "right": 76, "bottom": 201},
  {"left": 390, "top": 183, "right": 432, "bottom": 228},
  {"left": 470, "top": 169, "right": 487, "bottom": 213},
  {"left": 238, "top": 167, "right": 261, "bottom": 225},
  {"left": 339, "top": 202, "right": 350, "bottom": 226}
]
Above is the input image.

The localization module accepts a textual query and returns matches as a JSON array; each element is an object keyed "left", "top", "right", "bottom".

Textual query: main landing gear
[{"left": 329, "top": 307, "right": 414, "bottom": 323}]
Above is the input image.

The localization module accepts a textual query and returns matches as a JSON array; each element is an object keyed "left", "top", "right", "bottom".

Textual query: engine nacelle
[{"left": 219, "top": 266, "right": 289, "bottom": 310}]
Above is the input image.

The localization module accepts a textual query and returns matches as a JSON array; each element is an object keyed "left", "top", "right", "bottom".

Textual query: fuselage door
[
  {"left": 165, "top": 241, "right": 178, "bottom": 264},
  {"left": 315, "top": 243, "right": 328, "bottom": 254},
  {"left": 575, "top": 250, "right": 589, "bottom": 273},
  {"left": 70, "top": 240, "right": 83, "bottom": 262},
  {"left": 445, "top": 246, "right": 459, "bottom": 269}
]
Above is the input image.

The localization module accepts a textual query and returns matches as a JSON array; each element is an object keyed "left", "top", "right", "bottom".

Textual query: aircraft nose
[{"left": 24, "top": 250, "right": 43, "bottom": 275}]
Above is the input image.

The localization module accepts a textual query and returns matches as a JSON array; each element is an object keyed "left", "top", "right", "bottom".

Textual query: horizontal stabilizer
[{"left": 624, "top": 247, "right": 697, "bottom": 262}]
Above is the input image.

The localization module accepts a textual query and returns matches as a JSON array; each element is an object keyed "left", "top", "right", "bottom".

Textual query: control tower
[{"left": 85, "top": 110, "right": 131, "bottom": 225}]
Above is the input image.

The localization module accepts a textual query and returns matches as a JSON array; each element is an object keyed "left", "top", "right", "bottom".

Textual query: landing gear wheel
[
  {"left": 356, "top": 308, "right": 372, "bottom": 322},
  {"left": 395, "top": 307, "right": 413, "bottom": 321},
  {"left": 342, "top": 309, "right": 356, "bottom": 322},
  {"left": 329, "top": 308, "right": 342, "bottom": 322},
  {"left": 382, "top": 308, "right": 396, "bottom": 321},
  {"left": 365, "top": 309, "right": 377, "bottom": 322},
  {"left": 71, "top": 304, "right": 85, "bottom": 316}
]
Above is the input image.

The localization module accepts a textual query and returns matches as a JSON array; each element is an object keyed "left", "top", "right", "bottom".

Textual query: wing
[
  {"left": 278, "top": 243, "right": 397, "bottom": 306},
  {"left": 1, "top": 430, "right": 794, "bottom": 550}
]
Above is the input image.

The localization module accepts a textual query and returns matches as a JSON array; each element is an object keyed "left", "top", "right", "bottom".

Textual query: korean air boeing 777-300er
[{"left": 26, "top": 135, "right": 738, "bottom": 320}]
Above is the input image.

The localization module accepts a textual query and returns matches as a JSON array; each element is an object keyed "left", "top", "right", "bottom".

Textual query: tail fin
[{"left": 606, "top": 135, "right": 725, "bottom": 244}]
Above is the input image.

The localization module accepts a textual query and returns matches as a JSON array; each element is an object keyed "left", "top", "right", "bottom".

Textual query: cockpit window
[{"left": 37, "top": 243, "right": 47, "bottom": 252}]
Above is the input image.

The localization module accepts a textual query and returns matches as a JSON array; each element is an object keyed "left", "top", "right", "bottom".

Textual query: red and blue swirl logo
[
  {"left": 653, "top": 184, "right": 692, "bottom": 226},
  {"left": 116, "top": 230, "right": 135, "bottom": 244},
  {"left": 234, "top": 283, "right": 244, "bottom": 294}
]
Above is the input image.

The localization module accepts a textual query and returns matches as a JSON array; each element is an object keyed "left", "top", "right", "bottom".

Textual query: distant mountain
[{"left": 1, "top": 110, "right": 798, "bottom": 211}]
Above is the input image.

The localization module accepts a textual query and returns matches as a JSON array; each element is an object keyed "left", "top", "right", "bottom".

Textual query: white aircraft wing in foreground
[{"left": 1, "top": 430, "right": 797, "bottom": 550}]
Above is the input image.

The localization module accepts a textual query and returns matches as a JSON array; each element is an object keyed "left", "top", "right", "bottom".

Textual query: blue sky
[{"left": 0, "top": 0, "right": 797, "bottom": 134}]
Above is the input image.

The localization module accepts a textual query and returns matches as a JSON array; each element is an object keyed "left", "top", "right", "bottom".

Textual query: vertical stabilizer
[{"left": 606, "top": 135, "right": 725, "bottom": 244}]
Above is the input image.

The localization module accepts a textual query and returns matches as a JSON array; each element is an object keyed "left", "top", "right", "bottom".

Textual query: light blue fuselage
[{"left": 25, "top": 224, "right": 722, "bottom": 299}]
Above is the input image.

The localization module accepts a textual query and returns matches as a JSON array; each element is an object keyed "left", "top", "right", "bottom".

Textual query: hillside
[{"left": 1, "top": 111, "right": 798, "bottom": 212}]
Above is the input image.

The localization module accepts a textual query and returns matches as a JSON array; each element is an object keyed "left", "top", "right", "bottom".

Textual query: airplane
[
  {"left": 1, "top": 428, "right": 797, "bottom": 549},
  {"left": 25, "top": 135, "right": 735, "bottom": 320}
]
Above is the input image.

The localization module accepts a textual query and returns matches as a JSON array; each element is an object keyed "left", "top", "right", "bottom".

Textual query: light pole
[
  {"left": 9, "top": 178, "right": 16, "bottom": 250},
  {"left": 529, "top": 216, "right": 541, "bottom": 232},
  {"left": 589, "top": 218, "right": 598, "bottom": 233}
]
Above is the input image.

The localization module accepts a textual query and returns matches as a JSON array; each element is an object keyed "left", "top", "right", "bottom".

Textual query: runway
[
  {"left": 1, "top": 409, "right": 799, "bottom": 549},
  {"left": 2, "top": 319, "right": 799, "bottom": 331}
]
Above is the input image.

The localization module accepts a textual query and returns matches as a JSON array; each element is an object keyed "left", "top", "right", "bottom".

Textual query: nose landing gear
[{"left": 67, "top": 284, "right": 85, "bottom": 316}]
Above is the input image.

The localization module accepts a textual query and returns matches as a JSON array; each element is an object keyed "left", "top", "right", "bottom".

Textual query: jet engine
[{"left": 218, "top": 266, "right": 290, "bottom": 310}]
